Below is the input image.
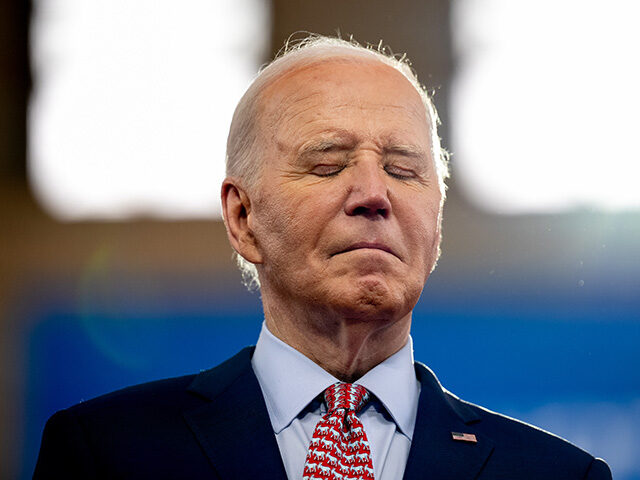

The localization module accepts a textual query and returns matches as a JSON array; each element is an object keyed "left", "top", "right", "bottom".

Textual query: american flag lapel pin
[{"left": 451, "top": 431, "right": 477, "bottom": 443}]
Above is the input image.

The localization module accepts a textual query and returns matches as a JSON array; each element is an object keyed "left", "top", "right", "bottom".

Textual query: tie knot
[{"left": 324, "top": 382, "right": 370, "bottom": 413}]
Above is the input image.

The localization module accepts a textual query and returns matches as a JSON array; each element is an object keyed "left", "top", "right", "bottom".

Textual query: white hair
[{"left": 225, "top": 34, "right": 449, "bottom": 290}]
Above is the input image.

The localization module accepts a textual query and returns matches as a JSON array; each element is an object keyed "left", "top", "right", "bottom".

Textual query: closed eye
[
  {"left": 384, "top": 165, "right": 416, "bottom": 179},
  {"left": 312, "top": 164, "right": 346, "bottom": 177}
]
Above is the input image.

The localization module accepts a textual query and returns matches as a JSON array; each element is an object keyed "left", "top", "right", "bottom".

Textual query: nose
[{"left": 344, "top": 162, "right": 392, "bottom": 219}]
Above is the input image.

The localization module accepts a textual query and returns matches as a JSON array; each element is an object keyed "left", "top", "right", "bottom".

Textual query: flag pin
[{"left": 452, "top": 432, "right": 477, "bottom": 443}]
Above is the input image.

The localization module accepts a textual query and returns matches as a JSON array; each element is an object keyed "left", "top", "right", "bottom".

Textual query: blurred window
[
  {"left": 29, "top": 0, "right": 269, "bottom": 220},
  {"left": 452, "top": 0, "right": 640, "bottom": 213}
]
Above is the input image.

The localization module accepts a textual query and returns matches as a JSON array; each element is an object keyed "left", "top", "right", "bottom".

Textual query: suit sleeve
[
  {"left": 583, "top": 457, "right": 612, "bottom": 480},
  {"left": 33, "top": 409, "right": 99, "bottom": 480}
]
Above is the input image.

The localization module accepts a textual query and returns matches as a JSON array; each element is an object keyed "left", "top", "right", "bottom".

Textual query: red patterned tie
[{"left": 302, "top": 382, "right": 374, "bottom": 480}]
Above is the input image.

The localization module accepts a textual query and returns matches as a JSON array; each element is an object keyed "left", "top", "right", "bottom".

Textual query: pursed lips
[{"left": 334, "top": 242, "right": 399, "bottom": 259}]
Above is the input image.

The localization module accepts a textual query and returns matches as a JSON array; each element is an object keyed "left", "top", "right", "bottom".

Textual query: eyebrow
[
  {"left": 298, "top": 134, "right": 357, "bottom": 155},
  {"left": 297, "top": 133, "right": 427, "bottom": 160},
  {"left": 300, "top": 140, "right": 344, "bottom": 154},
  {"left": 384, "top": 144, "right": 427, "bottom": 159}
]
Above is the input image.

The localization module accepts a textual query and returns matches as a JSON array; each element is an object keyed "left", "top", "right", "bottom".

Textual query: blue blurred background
[{"left": 1, "top": 1, "right": 639, "bottom": 479}]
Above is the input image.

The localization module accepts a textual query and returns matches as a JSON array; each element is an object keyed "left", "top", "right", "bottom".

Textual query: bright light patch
[
  {"left": 451, "top": 0, "right": 640, "bottom": 214},
  {"left": 29, "top": 0, "right": 268, "bottom": 220}
]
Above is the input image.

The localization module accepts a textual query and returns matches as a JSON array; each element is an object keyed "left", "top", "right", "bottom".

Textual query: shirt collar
[
  {"left": 356, "top": 335, "right": 420, "bottom": 440},
  {"left": 251, "top": 322, "right": 420, "bottom": 440}
]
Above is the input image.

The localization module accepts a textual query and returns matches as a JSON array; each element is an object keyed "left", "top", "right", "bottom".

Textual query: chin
[{"left": 330, "top": 276, "right": 410, "bottom": 321}]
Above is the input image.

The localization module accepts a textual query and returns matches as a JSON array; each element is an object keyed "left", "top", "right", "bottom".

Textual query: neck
[{"left": 262, "top": 295, "right": 412, "bottom": 382}]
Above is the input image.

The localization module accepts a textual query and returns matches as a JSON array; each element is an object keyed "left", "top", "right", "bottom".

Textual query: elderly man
[{"left": 34, "top": 36, "right": 611, "bottom": 479}]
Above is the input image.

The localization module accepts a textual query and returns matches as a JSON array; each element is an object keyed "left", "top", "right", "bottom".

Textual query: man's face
[{"left": 249, "top": 58, "right": 443, "bottom": 321}]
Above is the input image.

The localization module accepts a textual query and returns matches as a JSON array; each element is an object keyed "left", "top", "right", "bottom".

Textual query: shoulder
[
  {"left": 58, "top": 372, "right": 199, "bottom": 424},
  {"left": 57, "top": 346, "right": 255, "bottom": 421},
  {"left": 414, "top": 362, "right": 612, "bottom": 479},
  {"left": 36, "top": 374, "right": 197, "bottom": 459},
  {"left": 452, "top": 391, "right": 590, "bottom": 457},
  {"left": 34, "top": 347, "right": 256, "bottom": 478},
  {"left": 454, "top": 395, "right": 611, "bottom": 479}
]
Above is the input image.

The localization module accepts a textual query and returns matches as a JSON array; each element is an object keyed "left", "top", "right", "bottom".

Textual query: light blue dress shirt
[{"left": 251, "top": 323, "right": 421, "bottom": 480}]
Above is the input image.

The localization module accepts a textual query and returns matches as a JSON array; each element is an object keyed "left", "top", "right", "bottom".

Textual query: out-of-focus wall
[
  {"left": 1, "top": 1, "right": 31, "bottom": 477},
  {"left": 1, "top": 1, "right": 639, "bottom": 479}
]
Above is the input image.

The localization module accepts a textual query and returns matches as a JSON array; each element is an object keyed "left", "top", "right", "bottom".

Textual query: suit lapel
[
  {"left": 403, "top": 363, "right": 494, "bottom": 480},
  {"left": 183, "top": 348, "right": 287, "bottom": 479}
]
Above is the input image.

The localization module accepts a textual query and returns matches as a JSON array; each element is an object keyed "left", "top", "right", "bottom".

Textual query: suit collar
[
  {"left": 183, "top": 347, "right": 494, "bottom": 480},
  {"left": 403, "top": 362, "right": 494, "bottom": 480},
  {"left": 183, "top": 347, "right": 287, "bottom": 480}
]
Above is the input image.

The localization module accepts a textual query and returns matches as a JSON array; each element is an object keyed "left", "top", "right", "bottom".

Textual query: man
[{"left": 34, "top": 36, "right": 611, "bottom": 479}]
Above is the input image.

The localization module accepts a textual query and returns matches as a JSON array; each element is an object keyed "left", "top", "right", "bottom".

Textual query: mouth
[{"left": 336, "top": 242, "right": 398, "bottom": 258}]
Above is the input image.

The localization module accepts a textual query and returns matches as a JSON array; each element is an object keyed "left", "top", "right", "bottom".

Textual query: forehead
[{"left": 258, "top": 58, "right": 430, "bottom": 145}]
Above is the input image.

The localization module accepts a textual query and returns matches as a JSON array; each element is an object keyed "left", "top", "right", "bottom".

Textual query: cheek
[
  {"left": 405, "top": 205, "right": 442, "bottom": 259},
  {"left": 270, "top": 184, "right": 340, "bottom": 230},
  {"left": 253, "top": 193, "right": 319, "bottom": 258}
]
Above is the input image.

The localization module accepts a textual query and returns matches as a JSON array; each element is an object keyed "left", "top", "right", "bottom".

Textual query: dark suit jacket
[{"left": 34, "top": 347, "right": 611, "bottom": 479}]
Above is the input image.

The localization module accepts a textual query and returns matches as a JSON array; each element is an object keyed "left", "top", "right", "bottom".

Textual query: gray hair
[{"left": 225, "top": 34, "right": 449, "bottom": 290}]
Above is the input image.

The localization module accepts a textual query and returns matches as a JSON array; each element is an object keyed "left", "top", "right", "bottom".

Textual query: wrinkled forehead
[{"left": 256, "top": 56, "right": 430, "bottom": 136}]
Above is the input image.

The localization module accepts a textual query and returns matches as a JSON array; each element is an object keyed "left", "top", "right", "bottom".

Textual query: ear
[{"left": 221, "top": 178, "right": 263, "bottom": 264}]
